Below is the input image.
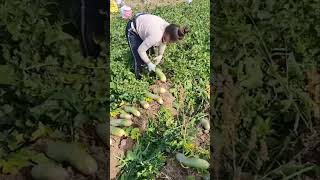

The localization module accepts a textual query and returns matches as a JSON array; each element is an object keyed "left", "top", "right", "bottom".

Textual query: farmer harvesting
[{"left": 125, "top": 13, "right": 189, "bottom": 79}]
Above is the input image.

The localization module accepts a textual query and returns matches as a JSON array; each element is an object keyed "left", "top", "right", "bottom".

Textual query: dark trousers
[
  {"left": 125, "top": 14, "right": 155, "bottom": 79},
  {"left": 125, "top": 21, "right": 144, "bottom": 79}
]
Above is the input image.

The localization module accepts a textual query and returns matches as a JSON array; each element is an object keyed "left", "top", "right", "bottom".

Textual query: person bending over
[{"left": 125, "top": 13, "right": 189, "bottom": 79}]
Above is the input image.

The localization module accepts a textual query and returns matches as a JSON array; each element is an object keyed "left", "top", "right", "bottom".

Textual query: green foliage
[
  {"left": 0, "top": 0, "right": 107, "bottom": 174},
  {"left": 124, "top": 127, "right": 141, "bottom": 141},
  {"left": 110, "top": 17, "right": 149, "bottom": 107},
  {"left": 120, "top": 106, "right": 209, "bottom": 179},
  {"left": 213, "top": 0, "right": 320, "bottom": 178},
  {"left": 110, "top": 0, "right": 210, "bottom": 112},
  {"left": 152, "top": 1, "right": 210, "bottom": 112},
  {"left": 0, "top": 149, "right": 45, "bottom": 175}
]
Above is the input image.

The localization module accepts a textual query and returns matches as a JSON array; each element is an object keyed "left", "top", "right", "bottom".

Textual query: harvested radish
[
  {"left": 146, "top": 92, "right": 163, "bottom": 104},
  {"left": 31, "top": 163, "right": 69, "bottom": 180},
  {"left": 176, "top": 153, "right": 209, "bottom": 170},
  {"left": 155, "top": 68, "right": 166, "bottom": 82},
  {"left": 120, "top": 112, "right": 132, "bottom": 120},
  {"left": 124, "top": 106, "right": 141, "bottom": 117},
  {"left": 153, "top": 87, "right": 166, "bottom": 94},
  {"left": 96, "top": 123, "right": 107, "bottom": 144},
  {"left": 200, "top": 119, "right": 210, "bottom": 130},
  {"left": 111, "top": 126, "right": 126, "bottom": 137},
  {"left": 110, "top": 119, "right": 133, "bottom": 127},
  {"left": 140, "top": 101, "right": 150, "bottom": 109},
  {"left": 46, "top": 142, "right": 98, "bottom": 175}
]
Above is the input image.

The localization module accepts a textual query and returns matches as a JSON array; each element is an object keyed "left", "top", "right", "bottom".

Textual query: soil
[
  {"left": 110, "top": 137, "right": 132, "bottom": 179},
  {"left": 196, "top": 130, "right": 210, "bottom": 148}
]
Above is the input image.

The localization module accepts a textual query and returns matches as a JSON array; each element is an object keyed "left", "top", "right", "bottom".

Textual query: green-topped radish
[
  {"left": 120, "top": 112, "right": 132, "bottom": 120},
  {"left": 31, "top": 163, "right": 69, "bottom": 180},
  {"left": 155, "top": 68, "right": 166, "bottom": 82},
  {"left": 46, "top": 142, "right": 98, "bottom": 175},
  {"left": 176, "top": 153, "right": 209, "bottom": 170},
  {"left": 152, "top": 87, "right": 166, "bottom": 94},
  {"left": 146, "top": 92, "right": 163, "bottom": 104},
  {"left": 200, "top": 119, "right": 210, "bottom": 130},
  {"left": 124, "top": 106, "right": 141, "bottom": 117},
  {"left": 110, "top": 119, "right": 133, "bottom": 127},
  {"left": 96, "top": 123, "right": 107, "bottom": 144},
  {"left": 111, "top": 126, "right": 126, "bottom": 137},
  {"left": 140, "top": 101, "right": 150, "bottom": 109}
]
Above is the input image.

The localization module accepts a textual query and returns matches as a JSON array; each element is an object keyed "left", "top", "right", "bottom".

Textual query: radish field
[{"left": 110, "top": 0, "right": 210, "bottom": 179}]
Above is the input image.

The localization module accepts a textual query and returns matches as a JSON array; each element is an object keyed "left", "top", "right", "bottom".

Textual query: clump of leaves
[{"left": 213, "top": 0, "right": 320, "bottom": 179}]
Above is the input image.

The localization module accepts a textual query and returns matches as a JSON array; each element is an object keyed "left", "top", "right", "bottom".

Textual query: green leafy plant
[{"left": 213, "top": 0, "right": 320, "bottom": 179}]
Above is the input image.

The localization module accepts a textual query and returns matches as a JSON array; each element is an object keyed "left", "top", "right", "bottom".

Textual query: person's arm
[
  {"left": 137, "top": 37, "right": 156, "bottom": 71},
  {"left": 137, "top": 38, "right": 153, "bottom": 64},
  {"left": 159, "top": 43, "right": 166, "bottom": 56},
  {"left": 155, "top": 43, "right": 166, "bottom": 65}
]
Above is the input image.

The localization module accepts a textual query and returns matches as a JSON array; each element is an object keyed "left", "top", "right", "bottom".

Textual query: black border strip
[{"left": 105, "top": 0, "right": 111, "bottom": 180}]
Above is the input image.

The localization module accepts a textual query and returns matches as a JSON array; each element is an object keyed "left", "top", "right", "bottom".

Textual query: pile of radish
[{"left": 109, "top": 69, "right": 168, "bottom": 139}]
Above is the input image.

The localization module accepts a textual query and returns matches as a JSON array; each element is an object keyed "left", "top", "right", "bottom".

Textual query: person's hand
[
  {"left": 154, "top": 55, "right": 163, "bottom": 65},
  {"left": 147, "top": 62, "right": 156, "bottom": 72}
]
